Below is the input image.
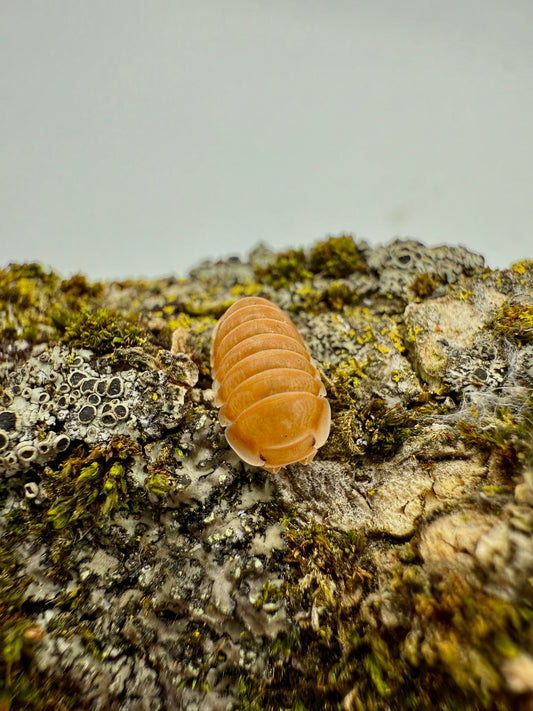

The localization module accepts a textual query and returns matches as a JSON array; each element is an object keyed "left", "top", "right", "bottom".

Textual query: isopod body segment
[{"left": 211, "top": 296, "right": 330, "bottom": 473}]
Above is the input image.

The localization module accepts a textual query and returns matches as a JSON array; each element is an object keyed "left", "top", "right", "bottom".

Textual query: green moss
[
  {"left": 322, "top": 359, "right": 418, "bottom": 460},
  {"left": 0, "top": 263, "right": 112, "bottom": 346},
  {"left": 494, "top": 301, "right": 533, "bottom": 343},
  {"left": 77, "top": 625, "right": 105, "bottom": 663},
  {"left": 0, "top": 548, "right": 75, "bottom": 710},
  {"left": 283, "top": 524, "right": 368, "bottom": 581},
  {"left": 239, "top": 523, "right": 371, "bottom": 710},
  {"left": 59, "top": 274, "right": 103, "bottom": 305},
  {"left": 330, "top": 398, "right": 417, "bottom": 460},
  {"left": 304, "top": 281, "right": 359, "bottom": 312},
  {"left": 254, "top": 235, "right": 366, "bottom": 291},
  {"left": 361, "top": 640, "right": 393, "bottom": 698},
  {"left": 324, "top": 359, "right": 369, "bottom": 407},
  {"left": 43, "top": 435, "right": 142, "bottom": 532},
  {"left": 5, "top": 508, "right": 28, "bottom": 538},
  {"left": 0, "top": 263, "right": 57, "bottom": 307},
  {"left": 254, "top": 582, "right": 284, "bottom": 610},
  {"left": 457, "top": 403, "right": 532, "bottom": 477},
  {"left": 308, "top": 234, "right": 366, "bottom": 278},
  {"left": 246, "top": 529, "right": 530, "bottom": 711},
  {"left": 0, "top": 263, "right": 60, "bottom": 343},
  {"left": 101, "top": 462, "right": 126, "bottom": 515},
  {"left": 360, "top": 399, "right": 416, "bottom": 457},
  {"left": 402, "top": 571, "right": 529, "bottom": 708},
  {"left": 6, "top": 263, "right": 50, "bottom": 281},
  {"left": 239, "top": 676, "right": 266, "bottom": 711},
  {"left": 0, "top": 553, "right": 31, "bottom": 687},
  {"left": 0, "top": 435, "right": 145, "bottom": 705},
  {"left": 52, "top": 307, "right": 145, "bottom": 353},
  {"left": 144, "top": 466, "right": 174, "bottom": 496},
  {"left": 254, "top": 248, "right": 311, "bottom": 290},
  {"left": 408, "top": 273, "right": 440, "bottom": 299}
]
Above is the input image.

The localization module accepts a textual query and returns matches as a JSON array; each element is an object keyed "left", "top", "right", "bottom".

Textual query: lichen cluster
[
  {"left": 0, "top": 344, "right": 193, "bottom": 477},
  {"left": 1, "top": 237, "right": 532, "bottom": 710}
]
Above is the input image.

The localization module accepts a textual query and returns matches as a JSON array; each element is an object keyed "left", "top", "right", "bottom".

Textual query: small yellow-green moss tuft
[
  {"left": 59, "top": 274, "right": 104, "bottom": 305},
  {"left": 52, "top": 308, "right": 145, "bottom": 353},
  {"left": 494, "top": 301, "right": 533, "bottom": 344},
  {"left": 254, "top": 248, "right": 311, "bottom": 290},
  {"left": 458, "top": 403, "right": 532, "bottom": 477},
  {"left": 304, "top": 281, "right": 359, "bottom": 312},
  {"left": 408, "top": 273, "right": 439, "bottom": 299},
  {"left": 308, "top": 234, "right": 366, "bottom": 278},
  {"left": 254, "top": 235, "right": 366, "bottom": 291},
  {"left": 43, "top": 436, "right": 142, "bottom": 531}
]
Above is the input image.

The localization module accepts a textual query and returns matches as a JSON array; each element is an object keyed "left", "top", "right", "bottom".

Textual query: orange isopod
[{"left": 211, "top": 296, "right": 331, "bottom": 473}]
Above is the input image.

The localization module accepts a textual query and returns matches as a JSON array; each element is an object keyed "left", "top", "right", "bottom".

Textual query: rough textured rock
[{"left": 0, "top": 239, "right": 532, "bottom": 710}]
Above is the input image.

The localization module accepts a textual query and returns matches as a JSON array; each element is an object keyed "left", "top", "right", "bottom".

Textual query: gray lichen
[{"left": 0, "top": 345, "right": 194, "bottom": 476}]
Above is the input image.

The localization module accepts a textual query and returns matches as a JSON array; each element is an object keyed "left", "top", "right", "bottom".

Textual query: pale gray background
[{"left": 1, "top": 1, "right": 532, "bottom": 280}]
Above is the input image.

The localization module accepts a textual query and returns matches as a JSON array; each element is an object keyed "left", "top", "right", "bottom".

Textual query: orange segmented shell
[{"left": 211, "top": 296, "right": 330, "bottom": 473}]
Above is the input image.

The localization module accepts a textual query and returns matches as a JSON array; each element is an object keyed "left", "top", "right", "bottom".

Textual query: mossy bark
[{"left": 1, "top": 240, "right": 532, "bottom": 710}]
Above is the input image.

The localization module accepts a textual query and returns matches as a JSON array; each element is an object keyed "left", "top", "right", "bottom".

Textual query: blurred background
[{"left": 1, "top": 0, "right": 532, "bottom": 280}]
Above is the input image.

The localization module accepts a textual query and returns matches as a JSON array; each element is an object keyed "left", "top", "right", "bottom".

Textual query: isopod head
[{"left": 211, "top": 296, "right": 330, "bottom": 472}]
